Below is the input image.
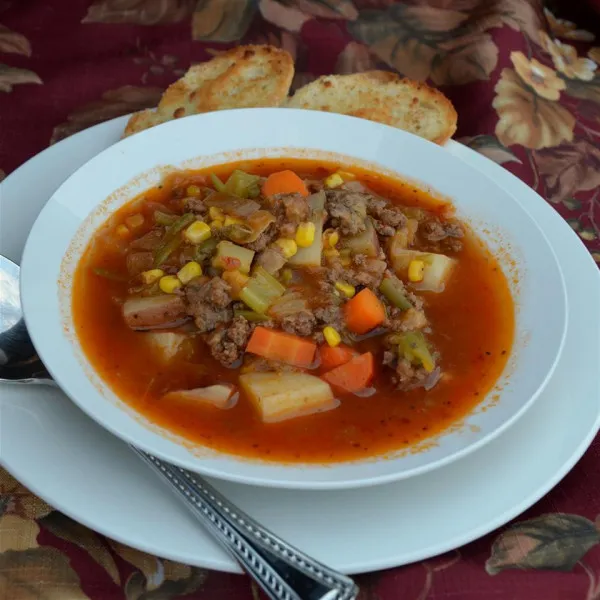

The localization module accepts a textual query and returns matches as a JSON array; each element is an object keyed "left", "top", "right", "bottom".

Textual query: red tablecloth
[{"left": 1, "top": 1, "right": 599, "bottom": 599}]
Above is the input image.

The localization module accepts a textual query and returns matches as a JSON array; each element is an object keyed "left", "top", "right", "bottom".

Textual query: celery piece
[
  {"left": 224, "top": 170, "right": 261, "bottom": 198},
  {"left": 379, "top": 276, "right": 412, "bottom": 311},
  {"left": 239, "top": 266, "right": 285, "bottom": 314},
  {"left": 210, "top": 173, "right": 226, "bottom": 192},
  {"left": 154, "top": 210, "right": 178, "bottom": 226},
  {"left": 398, "top": 331, "right": 435, "bottom": 372},
  {"left": 213, "top": 241, "right": 255, "bottom": 274},
  {"left": 233, "top": 309, "right": 271, "bottom": 322}
]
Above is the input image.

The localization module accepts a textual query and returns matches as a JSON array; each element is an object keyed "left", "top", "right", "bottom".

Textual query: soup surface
[{"left": 73, "top": 159, "right": 514, "bottom": 463}]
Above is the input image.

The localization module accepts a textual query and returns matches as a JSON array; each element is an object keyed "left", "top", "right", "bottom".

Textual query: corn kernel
[
  {"left": 323, "top": 326, "right": 342, "bottom": 348},
  {"left": 177, "top": 261, "right": 202, "bottom": 284},
  {"left": 209, "top": 206, "right": 224, "bottom": 221},
  {"left": 324, "top": 173, "right": 344, "bottom": 189},
  {"left": 184, "top": 221, "right": 211, "bottom": 244},
  {"left": 280, "top": 268, "right": 293, "bottom": 285},
  {"left": 187, "top": 185, "right": 201, "bottom": 196},
  {"left": 408, "top": 259, "right": 425, "bottom": 283},
  {"left": 224, "top": 215, "right": 244, "bottom": 227},
  {"left": 323, "top": 248, "right": 340, "bottom": 260},
  {"left": 323, "top": 228, "right": 339, "bottom": 248},
  {"left": 211, "top": 219, "right": 224, "bottom": 230},
  {"left": 115, "top": 224, "right": 130, "bottom": 238},
  {"left": 296, "top": 222, "right": 315, "bottom": 248},
  {"left": 336, "top": 170, "right": 356, "bottom": 181},
  {"left": 140, "top": 269, "right": 164, "bottom": 284},
  {"left": 335, "top": 281, "right": 356, "bottom": 298},
  {"left": 159, "top": 275, "right": 182, "bottom": 294},
  {"left": 274, "top": 238, "right": 298, "bottom": 259},
  {"left": 125, "top": 213, "right": 144, "bottom": 229}
]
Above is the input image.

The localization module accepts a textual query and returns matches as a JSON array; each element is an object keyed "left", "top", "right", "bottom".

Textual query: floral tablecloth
[{"left": 1, "top": 1, "right": 599, "bottom": 598}]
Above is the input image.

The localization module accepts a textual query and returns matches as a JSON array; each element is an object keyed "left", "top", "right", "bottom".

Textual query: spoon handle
[{"left": 134, "top": 450, "right": 359, "bottom": 600}]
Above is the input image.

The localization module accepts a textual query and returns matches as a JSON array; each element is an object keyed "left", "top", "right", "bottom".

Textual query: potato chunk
[
  {"left": 145, "top": 332, "right": 186, "bottom": 362},
  {"left": 239, "top": 372, "right": 338, "bottom": 423},
  {"left": 390, "top": 249, "right": 455, "bottom": 293}
]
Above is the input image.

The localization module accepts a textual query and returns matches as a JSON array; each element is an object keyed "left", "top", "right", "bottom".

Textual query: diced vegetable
[
  {"left": 334, "top": 281, "right": 355, "bottom": 299},
  {"left": 184, "top": 221, "right": 211, "bottom": 244},
  {"left": 223, "top": 210, "right": 275, "bottom": 244},
  {"left": 115, "top": 224, "right": 130, "bottom": 238},
  {"left": 322, "top": 352, "right": 375, "bottom": 394},
  {"left": 123, "top": 295, "right": 187, "bottom": 330},
  {"left": 125, "top": 214, "right": 144, "bottom": 229},
  {"left": 140, "top": 268, "right": 164, "bottom": 285},
  {"left": 319, "top": 344, "right": 358, "bottom": 371},
  {"left": 268, "top": 291, "right": 308, "bottom": 319},
  {"left": 246, "top": 327, "right": 316, "bottom": 368},
  {"left": 379, "top": 275, "right": 412, "bottom": 310},
  {"left": 390, "top": 249, "right": 455, "bottom": 293},
  {"left": 210, "top": 173, "right": 226, "bottom": 192},
  {"left": 187, "top": 184, "right": 201, "bottom": 196},
  {"left": 389, "top": 219, "right": 418, "bottom": 252},
  {"left": 223, "top": 169, "right": 261, "bottom": 198},
  {"left": 295, "top": 221, "right": 315, "bottom": 247},
  {"left": 239, "top": 266, "right": 285, "bottom": 314},
  {"left": 288, "top": 191, "right": 326, "bottom": 267},
  {"left": 159, "top": 275, "right": 182, "bottom": 294},
  {"left": 262, "top": 170, "right": 309, "bottom": 198},
  {"left": 204, "top": 191, "right": 260, "bottom": 217},
  {"left": 397, "top": 331, "right": 435, "bottom": 372},
  {"left": 194, "top": 237, "right": 218, "bottom": 262},
  {"left": 213, "top": 241, "right": 255, "bottom": 273},
  {"left": 153, "top": 212, "right": 195, "bottom": 267},
  {"left": 154, "top": 210, "right": 178, "bottom": 226},
  {"left": 233, "top": 309, "right": 271, "bottom": 322},
  {"left": 344, "top": 288, "right": 386, "bottom": 334},
  {"left": 145, "top": 331, "right": 187, "bottom": 362},
  {"left": 177, "top": 261, "right": 202, "bottom": 284},
  {"left": 323, "top": 229, "right": 339, "bottom": 248},
  {"left": 222, "top": 269, "right": 250, "bottom": 299},
  {"left": 323, "top": 326, "right": 341, "bottom": 347},
  {"left": 240, "top": 372, "right": 337, "bottom": 423},
  {"left": 163, "top": 384, "right": 238, "bottom": 410},
  {"left": 342, "top": 217, "right": 380, "bottom": 257},
  {"left": 324, "top": 173, "right": 344, "bottom": 189},
  {"left": 274, "top": 238, "right": 298, "bottom": 259}
]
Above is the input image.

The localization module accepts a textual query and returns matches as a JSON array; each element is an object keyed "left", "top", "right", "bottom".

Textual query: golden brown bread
[
  {"left": 123, "top": 45, "right": 294, "bottom": 137},
  {"left": 285, "top": 71, "right": 457, "bottom": 145}
]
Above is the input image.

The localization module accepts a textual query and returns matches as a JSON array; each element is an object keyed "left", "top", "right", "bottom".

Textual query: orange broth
[{"left": 73, "top": 159, "right": 514, "bottom": 463}]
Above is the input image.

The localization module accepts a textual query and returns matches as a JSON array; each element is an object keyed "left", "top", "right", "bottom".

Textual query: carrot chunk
[
  {"left": 262, "top": 170, "right": 309, "bottom": 198},
  {"left": 322, "top": 352, "right": 375, "bottom": 394},
  {"left": 246, "top": 327, "right": 316, "bottom": 368},
  {"left": 344, "top": 288, "right": 386, "bottom": 334},
  {"left": 319, "top": 344, "right": 358, "bottom": 371}
]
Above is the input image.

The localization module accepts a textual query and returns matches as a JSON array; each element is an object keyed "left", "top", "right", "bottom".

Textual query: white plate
[
  {"left": 18, "top": 109, "right": 567, "bottom": 489},
  {"left": 0, "top": 116, "right": 598, "bottom": 573}
]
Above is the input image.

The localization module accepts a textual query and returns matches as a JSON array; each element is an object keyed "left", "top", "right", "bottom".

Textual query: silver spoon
[{"left": 0, "top": 254, "right": 358, "bottom": 600}]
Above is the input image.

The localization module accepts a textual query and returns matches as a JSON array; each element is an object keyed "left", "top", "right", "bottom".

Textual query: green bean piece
[
  {"left": 233, "top": 309, "right": 271, "bottom": 322},
  {"left": 397, "top": 331, "right": 435, "bottom": 373},
  {"left": 379, "top": 276, "right": 412, "bottom": 311},
  {"left": 210, "top": 173, "right": 226, "bottom": 192},
  {"left": 154, "top": 210, "right": 178, "bottom": 226},
  {"left": 153, "top": 236, "right": 183, "bottom": 267}
]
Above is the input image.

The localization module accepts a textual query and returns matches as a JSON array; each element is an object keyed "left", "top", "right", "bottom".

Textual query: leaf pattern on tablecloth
[
  {"left": 0, "top": 63, "right": 41, "bottom": 92},
  {"left": 39, "top": 512, "right": 120, "bottom": 585},
  {"left": 486, "top": 513, "right": 600, "bottom": 574},
  {"left": 108, "top": 540, "right": 208, "bottom": 599},
  {"left": 83, "top": 0, "right": 195, "bottom": 25},
  {"left": 544, "top": 6, "right": 595, "bottom": 41},
  {"left": 0, "top": 548, "right": 90, "bottom": 599},
  {"left": 0, "top": 24, "right": 31, "bottom": 56},
  {"left": 459, "top": 134, "right": 523, "bottom": 164},
  {"left": 348, "top": 3, "right": 499, "bottom": 84},
  {"left": 51, "top": 85, "right": 163, "bottom": 144},
  {"left": 192, "top": 0, "right": 256, "bottom": 41}
]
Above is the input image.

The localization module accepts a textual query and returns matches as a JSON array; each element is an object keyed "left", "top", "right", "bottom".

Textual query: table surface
[{"left": 1, "top": 1, "right": 599, "bottom": 599}]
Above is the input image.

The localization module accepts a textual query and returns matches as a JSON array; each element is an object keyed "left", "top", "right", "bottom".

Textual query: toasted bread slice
[
  {"left": 286, "top": 71, "right": 457, "bottom": 145},
  {"left": 123, "top": 45, "right": 294, "bottom": 137}
]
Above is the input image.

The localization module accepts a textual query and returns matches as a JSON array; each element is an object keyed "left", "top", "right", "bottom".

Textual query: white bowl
[{"left": 20, "top": 109, "right": 567, "bottom": 490}]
